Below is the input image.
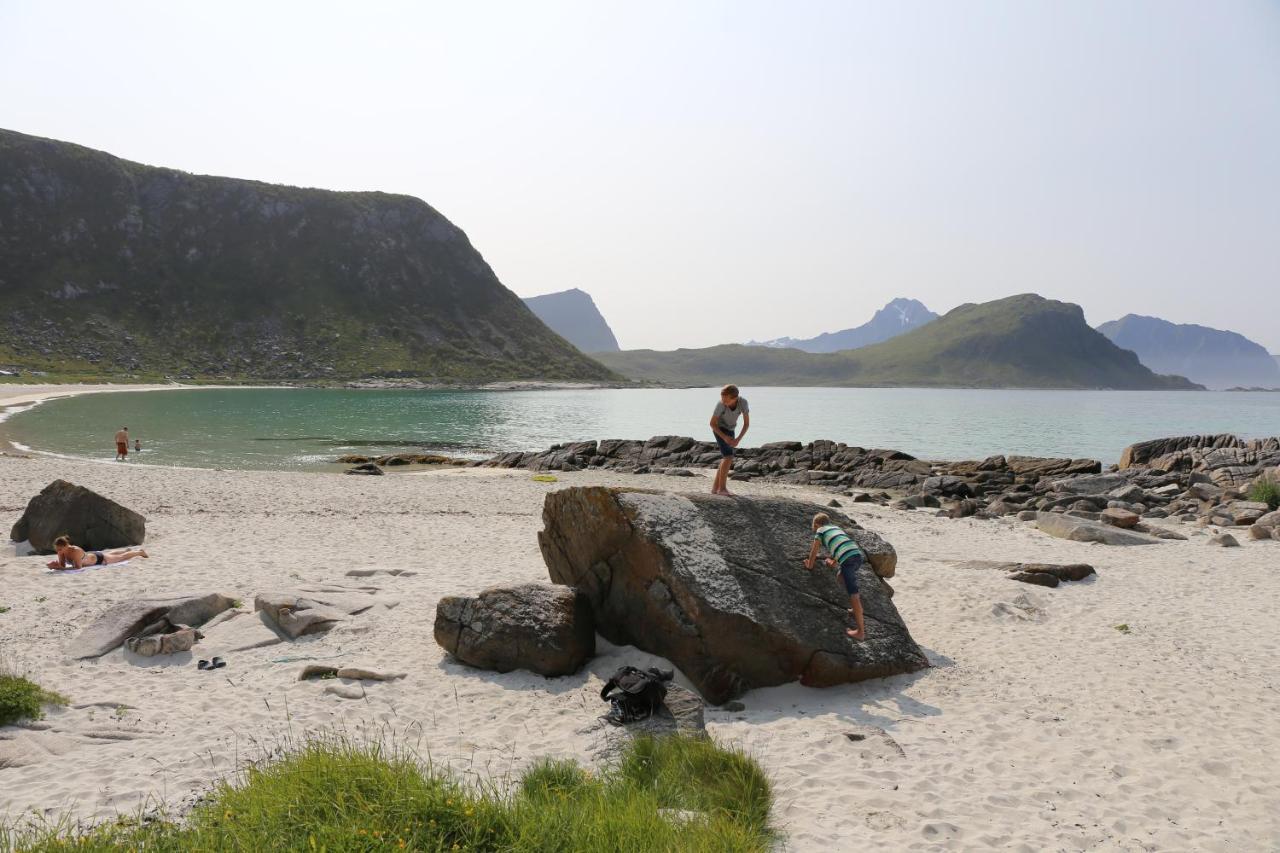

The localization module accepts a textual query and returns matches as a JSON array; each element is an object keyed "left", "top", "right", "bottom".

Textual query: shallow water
[{"left": 3, "top": 386, "right": 1278, "bottom": 471}]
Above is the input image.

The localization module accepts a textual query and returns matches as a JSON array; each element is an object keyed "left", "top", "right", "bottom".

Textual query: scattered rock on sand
[
  {"left": 953, "top": 560, "right": 1096, "bottom": 588},
  {"left": 539, "top": 488, "right": 926, "bottom": 704},
  {"left": 67, "top": 593, "right": 235, "bottom": 659},
  {"left": 10, "top": 479, "right": 146, "bottom": 554},
  {"left": 345, "top": 463, "right": 384, "bottom": 476},
  {"left": 434, "top": 583, "right": 595, "bottom": 677},
  {"left": 1100, "top": 507, "right": 1140, "bottom": 529},
  {"left": 1036, "top": 512, "right": 1163, "bottom": 546},
  {"left": 1208, "top": 533, "right": 1240, "bottom": 547}
]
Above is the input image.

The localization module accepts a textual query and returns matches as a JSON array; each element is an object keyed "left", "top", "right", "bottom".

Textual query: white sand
[{"left": 1, "top": 397, "right": 1278, "bottom": 849}]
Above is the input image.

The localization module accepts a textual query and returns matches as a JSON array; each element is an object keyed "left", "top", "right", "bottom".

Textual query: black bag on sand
[{"left": 599, "top": 666, "right": 674, "bottom": 725}]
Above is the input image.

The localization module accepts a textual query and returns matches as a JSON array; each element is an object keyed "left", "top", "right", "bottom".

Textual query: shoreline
[{"left": 1, "top": 452, "right": 1276, "bottom": 849}]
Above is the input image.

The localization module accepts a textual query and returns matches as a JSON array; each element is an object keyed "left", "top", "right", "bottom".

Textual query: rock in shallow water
[{"left": 538, "top": 487, "right": 926, "bottom": 704}]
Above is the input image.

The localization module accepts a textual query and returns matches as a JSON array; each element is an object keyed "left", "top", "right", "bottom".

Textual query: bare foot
[
  {"left": 140, "top": 550, "right": 149, "bottom": 558},
  {"left": 846, "top": 629, "right": 865, "bottom": 641}
]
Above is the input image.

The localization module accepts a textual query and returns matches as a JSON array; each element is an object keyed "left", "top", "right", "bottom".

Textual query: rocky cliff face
[
  {"left": 0, "top": 128, "right": 615, "bottom": 382},
  {"left": 522, "top": 288, "right": 621, "bottom": 353},
  {"left": 1097, "top": 314, "right": 1280, "bottom": 390},
  {"left": 753, "top": 297, "right": 938, "bottom": 353}
]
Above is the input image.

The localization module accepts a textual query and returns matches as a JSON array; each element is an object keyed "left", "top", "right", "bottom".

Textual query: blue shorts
[
  {"left": 714, "top": 427, "right": 736, "bottom": 458},
  {"left": 838, "top": 554, "right": 863, "bottom": 596}
]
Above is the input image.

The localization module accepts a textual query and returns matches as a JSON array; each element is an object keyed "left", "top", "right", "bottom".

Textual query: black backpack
[{"left": 599, "top": 665, "right": 673, "bottom": 725}]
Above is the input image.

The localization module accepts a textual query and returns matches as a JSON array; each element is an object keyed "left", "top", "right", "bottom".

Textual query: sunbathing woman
[{"left": 47, "top": 535, "right": 148, "bottom": 570}]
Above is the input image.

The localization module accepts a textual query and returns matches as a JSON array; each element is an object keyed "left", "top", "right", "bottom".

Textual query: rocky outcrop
[
  {"left": 952, "top": 560, "right": 1096, "bottom": 588},
  {"left": 10, "top": 480, "right": 145, "bottom": 554},
  {"left": 538, "top": 488, "right": 926, "bottom": 704},
  {"left": 433, "top": 583, "right": 595, "bottom": 677},
  {"left": 66, "top": 593, "right": 235, "bottom": 659}
]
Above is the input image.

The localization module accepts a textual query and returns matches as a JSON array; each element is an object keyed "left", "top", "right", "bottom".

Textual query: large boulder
[
  {"left": 1036, "top": 512, "right": 1164, "bottom": 545},
  {"left": 10, "top": 480, "right": 145, "bottom": 554},
  {"left": 537, "top": 487, "right": 927, "bottom": 704},
  {"left": 434, "top": 583, "right": 595, "bottom": 677},
  {"left": 66, "top": 593, "right": 235, "bottom": 659}
]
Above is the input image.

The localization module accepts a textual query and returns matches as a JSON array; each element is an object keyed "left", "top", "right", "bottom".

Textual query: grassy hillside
[
  {"left": 596, "top": 294, "right": 1202, "bottom": 389},
  {"left": 0, "top": 129, "right": 616, "bottom": 383}
]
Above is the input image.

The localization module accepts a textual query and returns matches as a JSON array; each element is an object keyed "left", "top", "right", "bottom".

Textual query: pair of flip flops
[{"left": 197, "top": 657, "right": 226, "bottom": 670}]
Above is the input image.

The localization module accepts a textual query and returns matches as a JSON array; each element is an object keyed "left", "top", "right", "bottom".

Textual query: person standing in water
[
  {"left": 133, "top": 438, "right": 141, "bottom": 453},
  {"left": 114, "top": 426, "right": 129, "bottom": 461},
  {"left": 709, "top": 384, "right": 749, "bottom": 496}
]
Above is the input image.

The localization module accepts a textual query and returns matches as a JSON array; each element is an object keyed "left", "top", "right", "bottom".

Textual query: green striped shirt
[{"left": 815, "top": 524, "right": 863, "bottom": 565}]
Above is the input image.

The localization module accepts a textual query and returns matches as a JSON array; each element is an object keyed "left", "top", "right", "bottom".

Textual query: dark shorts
[
  {"left": 838, "top": 554, "right": 863, "bottom": 596},
  {"left": 714, "top": 427, "right": 736, "bottom": 458},
  {"left": 90, "top": 551, "right": 105, "bottom": 566}
]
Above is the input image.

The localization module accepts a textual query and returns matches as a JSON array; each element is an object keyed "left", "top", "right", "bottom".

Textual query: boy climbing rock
[{"left": 804, "top": 512, "right": 867, "bottom": 640}]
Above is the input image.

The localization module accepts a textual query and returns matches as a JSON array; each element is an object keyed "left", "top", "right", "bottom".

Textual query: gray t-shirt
[{"left": 712, "top": 397, "right": 749, "bottom": 431}]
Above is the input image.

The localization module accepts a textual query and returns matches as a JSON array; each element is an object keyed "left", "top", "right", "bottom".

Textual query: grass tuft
[
  {"left": 0, "top": 672, "right": 68, "bottom": 728},
  {"left": 1248, "top": 475, "right": 1280, "bottom": 511},
  {"left": 6, "top": 734, "right": 774, "bottom": 852}
]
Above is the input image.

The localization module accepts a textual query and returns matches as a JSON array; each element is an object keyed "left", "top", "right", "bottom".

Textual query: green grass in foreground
[
  {"left": 1248, "top": 475, "right": 1280, "bottom": 511},
  {"left": 6, "top": 734, "right": 773, "bottom": 852},
  {"left": 0, "top": 673, "right": 68, "bottom": 728}
]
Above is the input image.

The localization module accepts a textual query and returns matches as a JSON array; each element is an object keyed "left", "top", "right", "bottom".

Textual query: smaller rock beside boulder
[
  {"left": 434, "top": 583, "right": 594, "bottom": 677},
  {"left": 1100, "top": 507, "right": 1139, "bottom": 529},
  {"left": 10, "top": 480, "right": 146, "bottom": 554},
  {"left": 1208, "top": 533, "right": 1240, "bottom": 548},
  {"left": 255, "top": 586, "right": 400, "bottom": 639},
  {"left": 67, "top": 593, "right": 235, "bottom": 659}
]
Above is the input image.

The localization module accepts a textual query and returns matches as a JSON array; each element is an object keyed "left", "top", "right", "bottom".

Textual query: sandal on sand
[
  {"left": 210, "top": 657, "right": 226, "bottom": 669},
  {"left": 197, "top": 659, "right": 211, "bottom": 670}
]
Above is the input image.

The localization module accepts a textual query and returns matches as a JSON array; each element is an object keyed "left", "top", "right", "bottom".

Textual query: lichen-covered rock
[
  {"left": 10, "top": 480, "right": 145, "bottom": 554},
  {"left": 538, "top": 487, "right": 926, "bottom": 704},
  {"left": 434, "top": 583, "right": 594, "bottom": 677}
]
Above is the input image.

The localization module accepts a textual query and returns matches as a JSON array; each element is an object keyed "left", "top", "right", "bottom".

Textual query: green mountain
[
  {"left": 595, "top": 294, "right": 1202, "bottom": 389},
  {"left": 0, "top": 129, "right": 615, "bottom": 383}
]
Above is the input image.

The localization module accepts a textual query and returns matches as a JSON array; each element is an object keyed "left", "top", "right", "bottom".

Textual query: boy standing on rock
[
  {"left": 709, "top": 384, "right": 749, "bottom": 496},
  {"left": 804, "top": 512, "right": 866, "bottom": 640}
]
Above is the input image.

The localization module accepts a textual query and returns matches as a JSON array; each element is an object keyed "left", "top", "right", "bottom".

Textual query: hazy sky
[{"left": 3, "top": 1, "right": 1278, "bottom": 351}]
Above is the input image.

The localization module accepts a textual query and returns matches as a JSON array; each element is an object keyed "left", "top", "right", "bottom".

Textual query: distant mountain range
[
  {"left": 1096, "top": 314, "right": 1280, "bottom": 390},
  {"left": 0, "top": 128, "right": 615, "bottom": 383},
  {"left": 522, "top": 288, "right": 620, "bottom": 353},
  {"left": 594, "top": 294, "right": 1202, "bottom": 389},
  {"left": 750, "top": 298, "right": 938, "bottom": 352}
]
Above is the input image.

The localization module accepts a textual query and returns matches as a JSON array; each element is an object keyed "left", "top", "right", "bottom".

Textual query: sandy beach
[{"left": 1, "top": 405, "right": 1278, "bottom": 851}]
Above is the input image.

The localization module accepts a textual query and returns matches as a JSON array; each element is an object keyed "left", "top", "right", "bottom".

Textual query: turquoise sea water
[{"left": 2, "top": 387, "right": 1278, "bottom": 471}]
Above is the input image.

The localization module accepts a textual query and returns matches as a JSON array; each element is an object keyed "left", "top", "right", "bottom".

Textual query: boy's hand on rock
[{"left": 824, "top": 558, "right": 836, "bottom": 568}]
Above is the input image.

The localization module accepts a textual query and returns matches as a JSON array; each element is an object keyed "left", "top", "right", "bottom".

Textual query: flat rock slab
[
  {"left": 1036, "top": 512, "right": 1164, "bottom": 546},
  {"left": 539, "top": 487, "right": 927, "bottom": 704},
  {"left": 10, "top": 479, "right": 146, "bottom": 554},
  {"left": 952, "top": 560, "right": 1096, "bottom": 588},
  {"left": 67, "top": 593, "right": 235, "bottom": 659},
  {"left": 199, "top": 611, "right": 285, "bottom": 654},
  {"left": 255, "top": 586, "right": 400, "bottom": 639}
]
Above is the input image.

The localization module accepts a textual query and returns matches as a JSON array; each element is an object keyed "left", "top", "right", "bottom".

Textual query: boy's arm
[
  {"left": 733, "top": 413, "right": 750, "bottom": 446},
  {"left": 709, "top": 415, "right": 732, "bottom": 442},
  {"left": 803, "top": 538, "right": 820, "bottom": 570}
]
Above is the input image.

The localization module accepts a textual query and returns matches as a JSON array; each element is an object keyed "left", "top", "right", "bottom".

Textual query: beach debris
[
  {"left": 587, "top": 683, "right": 706, "bottom": 764},
  {"left": 532, "top": 474, "right": 559, "bottom": 483},
  {"left": 298, "top": 664, "right": 339, "bottom": 680},
  {"left": 1035, "top": 512, "right": 1163, "bottom": 545},
  {"left": 10, "top": 479, "right": 145, "bottom": 554},
  {"left": 539, "top": 488, "right": 924, "bottom": 705},
  {"left": 434, "top": 583, "right": 594, "bottom": 677},
  {"left": 66, "top": 593, "right": 235, "bottom": 659},
  {"left": 254, "top": 586, "right": 399, "bottom": 639}
]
